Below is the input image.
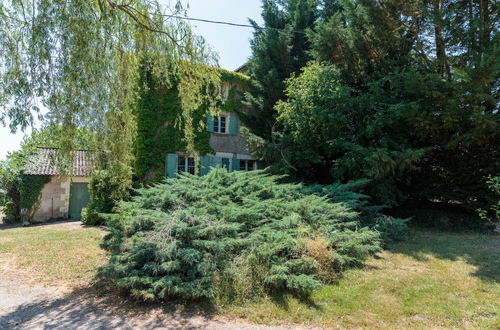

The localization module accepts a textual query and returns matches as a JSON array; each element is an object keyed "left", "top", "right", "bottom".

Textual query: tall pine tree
[{"left": 243, "top": 0, "right": 319, "bottom": 139}]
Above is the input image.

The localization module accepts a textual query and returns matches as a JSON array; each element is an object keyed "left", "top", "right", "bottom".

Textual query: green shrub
[
  {"left": 477, "top": 176, "right": 500, "bottom": 224},
  {"left": 302, "top": 180, "right": 409, "bottom": 243},
  {"left": 99, "top": 169, "right": 385, "bottom": 302},
  {"left": 81, "top": 204, "right": 105, "bottom": 226},
  {"left": 0, "top": 189, "right": 5, "bottom": 207}
]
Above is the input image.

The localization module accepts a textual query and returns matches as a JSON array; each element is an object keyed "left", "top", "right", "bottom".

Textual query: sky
[{"left": 0, "top": 0, "right": 263, "bottom": 160}]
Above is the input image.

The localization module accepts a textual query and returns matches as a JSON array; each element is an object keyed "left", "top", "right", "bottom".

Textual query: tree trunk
[
  {"left": 432, "top": 0, "right": 451, "bottom": 79},
  {"left": 478, "top": 0, "right": 491, "bottom": 58}
]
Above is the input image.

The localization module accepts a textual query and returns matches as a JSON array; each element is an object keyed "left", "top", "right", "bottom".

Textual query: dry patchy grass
[
  {"left": 0, "top": 221, "right": 107, "bottom": 289},
  {"left": 1, "top": 221, "right": 498, "bottom": 329},
  {"left": 224, "top": 229, "right": 500, "bottom": 329}
]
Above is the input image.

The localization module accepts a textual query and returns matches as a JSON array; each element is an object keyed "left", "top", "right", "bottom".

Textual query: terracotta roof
[{"left": 25, "top": 147, "right": 94, "bottom": 177}]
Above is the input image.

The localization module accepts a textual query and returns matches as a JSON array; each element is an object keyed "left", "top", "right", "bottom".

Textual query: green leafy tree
[
  {"left": 276, "top": 63, "right": 427, "bottom": 205},
  {"left": 0, "top": 0, "right": 222, "bottom": 210}
]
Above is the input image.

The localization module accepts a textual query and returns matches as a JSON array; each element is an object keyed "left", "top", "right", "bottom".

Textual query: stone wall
[
  {"left": 209, "top": 133, "right": 248, "bottom": 155},
  {"left": 31, "top": 176, "right": 89, "bottom": 223}
]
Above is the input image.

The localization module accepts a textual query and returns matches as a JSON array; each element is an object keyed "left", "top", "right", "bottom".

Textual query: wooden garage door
[{"left": 69, "top": 183, "right": 90, "bottom": 220}]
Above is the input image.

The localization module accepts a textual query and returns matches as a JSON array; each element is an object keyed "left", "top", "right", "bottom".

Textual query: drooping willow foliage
[{"left": 0, "top": 0, "right": 222, "bottom": 201}]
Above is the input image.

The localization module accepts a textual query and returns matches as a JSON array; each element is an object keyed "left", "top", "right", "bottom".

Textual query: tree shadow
[
  {"left": 388, "top": 228, "right": 500, "bottom": 283},
  {"left": 0, "top": 281, "right": 222, "bottom": 329},
  {"left": 0, "top": 219, "right": 82, "bottom": 231},
  {"left": 268, "top": 290, "right": 323, "bottom": 312}
]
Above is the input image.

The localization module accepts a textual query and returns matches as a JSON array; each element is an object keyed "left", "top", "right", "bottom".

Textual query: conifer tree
[
  {"left": 276, "top": 0, "right": 499, "bottom": 211},
  {"left": 243, "top": 0, "right": 319, "bottom": 139}
]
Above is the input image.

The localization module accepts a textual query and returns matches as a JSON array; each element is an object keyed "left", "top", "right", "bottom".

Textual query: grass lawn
[
  {"left": 0, "top": 221, "right": 107, "bottom": 289},
  {"left": 0, "top": 221, "right": 498, "bottom": 328},
  {"left": 225, "top": 229, "right": 500, "bottom": 329}
]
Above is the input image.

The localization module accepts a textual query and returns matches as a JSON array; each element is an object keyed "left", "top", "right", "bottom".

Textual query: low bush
[{"left": 100, "top": 169, "right": 404, "bottom": 302}]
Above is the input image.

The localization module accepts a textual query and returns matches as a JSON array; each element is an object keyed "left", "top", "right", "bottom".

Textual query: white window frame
[
  {"left": 213, "top": 115, "right": 228, "bottom": 134},
  {"left": 177, "top": 155, "right": 196, "bottom": 175}
]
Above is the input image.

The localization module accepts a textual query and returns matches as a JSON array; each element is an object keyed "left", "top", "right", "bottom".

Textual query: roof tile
[{"left": 25, "top": 147, "right": 93, "bottom": 177}]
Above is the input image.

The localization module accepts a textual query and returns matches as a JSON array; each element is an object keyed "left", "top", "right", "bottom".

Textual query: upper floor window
[
  {"left": 213, "top": 115, "right": 227, "bottom": 134},
  {"left": 207, "top": 113, "right": 238, "bottom": 135},
  {"left": 177, "top": 156, "right": 195, "bottom": 175}
]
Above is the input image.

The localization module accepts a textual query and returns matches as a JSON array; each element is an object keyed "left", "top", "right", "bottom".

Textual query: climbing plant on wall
[
  {"left": 134, "top": 67, "right": 250, "bottom": 184},
  {"left": 134, "top": 72, "right": 211, "bottom": 183},
  {"left": 18, "top": 174, "right": 50, "bottom": 220}
]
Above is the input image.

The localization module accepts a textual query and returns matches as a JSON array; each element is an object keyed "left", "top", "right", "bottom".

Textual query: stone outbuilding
[{"left": 25, "top": 147, "right": 93, "bottom": 222}]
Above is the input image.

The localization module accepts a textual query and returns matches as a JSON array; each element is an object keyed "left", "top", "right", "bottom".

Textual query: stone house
[
  {"left": 165, "top": 109, "right": 260, "bottom": 178},
  {"left": 25, "top": 148, "right": 92, "bottom": 222},
  {"left": 164, "top": 71, "right": 261, "bottom": 178}
]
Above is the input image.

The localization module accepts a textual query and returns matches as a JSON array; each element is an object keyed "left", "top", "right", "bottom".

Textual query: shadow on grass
[
  {"left": 0, "top": 280, "right": 221, "bottom": 329},
  {"left": 388, "top": 228, "right": 500, "bottom": 283},
  {"left": 268, "top": 290, "right": 323, "bottom": 312},
  {"left": 0, "top": 219, "right": 82, "bottom": 231}
]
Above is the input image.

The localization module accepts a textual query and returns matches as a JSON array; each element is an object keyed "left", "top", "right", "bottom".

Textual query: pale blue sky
[{"left": 0, "top": 0, "right": 262, "bottom": 160}]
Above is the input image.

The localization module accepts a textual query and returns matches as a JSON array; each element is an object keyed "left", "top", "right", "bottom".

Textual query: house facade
[
  {"left": 164, "top": 72, "right": 260, "bottom": 178},
  {"left": 165, "top": 110, "right": 259, "bottom": 178}
]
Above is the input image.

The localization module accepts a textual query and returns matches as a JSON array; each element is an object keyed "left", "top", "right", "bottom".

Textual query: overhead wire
[{"left": 163, "top": 14, "right": 308, "bottom": 34}]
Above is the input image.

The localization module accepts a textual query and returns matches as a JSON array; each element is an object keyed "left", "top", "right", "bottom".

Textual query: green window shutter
[
  {"left": 229, "top": 113, "right": 238, "bottom": 135},
  {"left": 206, "top": 114, "right": 214, "bottom": 132},
  {"left": 200, "top": 155, "right": 212, "bottom": 176},
  {"left": 212, "top": 157, "right": 222, "bottom": 169},
  {"left": 165, "top": 153, "right": 178, "bottom": 178},
  {"left": 232, "top": 159, "right": 240, "bottom": 171}
]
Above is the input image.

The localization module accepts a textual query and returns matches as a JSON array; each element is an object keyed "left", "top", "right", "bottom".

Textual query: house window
[
  {"left": 177, "top": 156, "right": 195, "bottom": 175},
  {"left": 240, "top": 160, "right": 256, "bottom": 171},
  {"left": 213, "top": 115, "right": 227, "bottom": 134}
]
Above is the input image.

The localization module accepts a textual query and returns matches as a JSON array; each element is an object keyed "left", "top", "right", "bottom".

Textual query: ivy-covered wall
[
  {"left": 3, "top": 174, "right": 50, "bottom": 222},
  {"left": 134, "top": 68, "right": 250, "bottom": 184}
]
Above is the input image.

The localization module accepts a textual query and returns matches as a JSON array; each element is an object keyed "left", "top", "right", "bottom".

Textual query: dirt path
[{"left": 0, "top": 276, "right": 312, "bottom": 330}]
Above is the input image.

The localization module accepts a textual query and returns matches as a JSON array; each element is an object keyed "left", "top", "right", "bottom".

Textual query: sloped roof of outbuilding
[
  {"left": 234, "top": 62, "right": 248, "bottom": 73},
  {"left": 25, "top": 147, "right": 93, "bottom": 177}
]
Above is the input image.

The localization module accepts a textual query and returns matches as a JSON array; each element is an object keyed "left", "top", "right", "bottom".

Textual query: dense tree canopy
[{"left": 248, "top": 0, "right": 499, "bottom": 211}]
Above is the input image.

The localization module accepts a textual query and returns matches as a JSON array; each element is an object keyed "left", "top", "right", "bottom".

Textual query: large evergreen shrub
[{"left": 100, "top": 169, "right": 402, "bottom": 302}]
